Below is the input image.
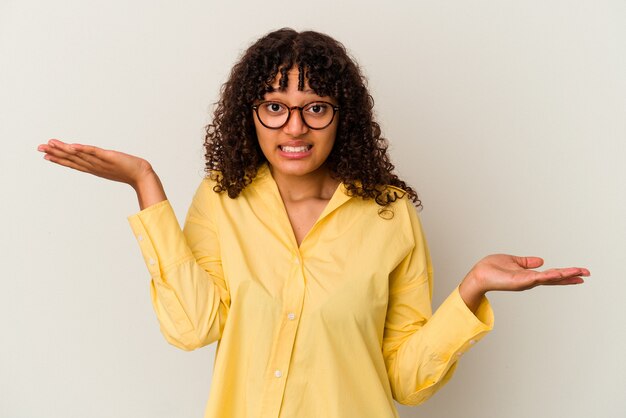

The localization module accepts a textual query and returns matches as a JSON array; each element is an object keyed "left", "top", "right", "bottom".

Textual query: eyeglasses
[{"left": 252, "top": 101, "right": 339, "bottom": 130}]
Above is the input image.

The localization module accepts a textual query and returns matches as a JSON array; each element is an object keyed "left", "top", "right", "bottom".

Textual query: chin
[{"left": 269, "top": 158, "right": 327, "bottom": 178}]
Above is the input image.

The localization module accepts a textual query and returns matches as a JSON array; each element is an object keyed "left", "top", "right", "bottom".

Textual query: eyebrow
[{"left": 267, "top": 86, "right": 317, "bottom": 94}]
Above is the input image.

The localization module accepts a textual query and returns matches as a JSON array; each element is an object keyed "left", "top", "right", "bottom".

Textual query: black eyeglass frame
[{"left": 251, "top": 100, "right": 340, "bottom": 130}]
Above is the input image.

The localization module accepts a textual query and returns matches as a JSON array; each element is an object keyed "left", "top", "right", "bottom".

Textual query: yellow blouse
[{"left": 127, "top": 164, "right": 493, "bottom": 418}]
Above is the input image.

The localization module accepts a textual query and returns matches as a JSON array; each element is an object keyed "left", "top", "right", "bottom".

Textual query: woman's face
[{"left": 253, "top": 67, "right": 338, "bottom": 180}]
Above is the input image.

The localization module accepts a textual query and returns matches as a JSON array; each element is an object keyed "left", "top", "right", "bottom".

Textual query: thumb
[{"left": 514, "top": 256, "right": 544, "bottom": 269}]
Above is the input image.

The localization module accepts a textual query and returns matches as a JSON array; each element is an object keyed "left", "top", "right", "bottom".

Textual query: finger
[
  {"left": 42, "top": 140, "right": 74, "bottom": 158},
  {"left": 42, "top": 143, "right": 95, "bottom": 169},
  {"left": 41, "top": 144, "right": 74, "bottom": 159},
  {"left": 70, "top": 144, "right": 117, "bottom": 167},
  {"left": 47, "top": 142, "right": 113, "bottom": 169},
  {"left": 47, "top": 140, "right": 110, "bottom": 168},
  {"left": 38, "top": 142, "right": 67, "bottom": 153},
  {"left": 69, "top": 143, "right": 103, "bottom": 155},
  {"left": 48, "top": 139, "right": 96, "bottom": 161},
  {"left": 48, "top": 138, "right": 70, "bottom": 148},
  {"left": 49, "top": 139, "right": 78, "bottom": 153},
  {"left": 535, "top": 268, "right": 588, "bottom": 283},
  {"left": 73, "top": 149, "right": 104, "bottom": 167},
  {"left": 514, "top": 256, "right": 544, "bottom": 269},
  {"left": 576, "top": 267, "right": 591, "bottom": 276},
  {"left": 43, "top": 153, "right": 91, "bottom": 173},
  {"left": 540, "top": 276, "right": 585, "bottom": 286},
  {"left": 553, "top": 267, "right": 589, "bottom": 277}
]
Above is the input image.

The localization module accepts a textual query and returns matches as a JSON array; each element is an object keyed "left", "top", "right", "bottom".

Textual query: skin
[
  {"left": 36, "top": 69, "right": 590, "bottom": 313},
  {"left": 253, "top": 68, "right": 341, "bottom": 247}
]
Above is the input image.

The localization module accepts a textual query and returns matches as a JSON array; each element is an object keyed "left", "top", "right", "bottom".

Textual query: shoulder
[
  {"left": 192, "top": 173, "right": 218, "bottom": 199},
  {"left": 371, "top": 185, "right": 415, "bottom": 218},
  {"left": 373, "top": 187, "right": 425, "bottom": 245},
  {"left": 189, "top": 172, "right": 224, "bottom": 210},
  {"left": 381, "top": 185, "right": 409, "bottom": 203},
  {"left": 195, "top": 168, "right": 266, "bottom": 206}
]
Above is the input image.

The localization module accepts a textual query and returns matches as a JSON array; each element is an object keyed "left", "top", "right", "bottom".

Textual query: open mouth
[{"left": 279, "top": 145, "right": 313, "bottom": 153}]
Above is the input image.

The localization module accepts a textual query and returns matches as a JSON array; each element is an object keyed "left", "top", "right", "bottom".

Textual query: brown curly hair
[{"left": 204, "top": 28, "right": 420, "bottom": 207}]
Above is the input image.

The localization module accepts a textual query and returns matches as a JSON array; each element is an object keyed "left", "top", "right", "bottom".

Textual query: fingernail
[{"left": 37, "top": 145, "right": 43, "bottom": 151}]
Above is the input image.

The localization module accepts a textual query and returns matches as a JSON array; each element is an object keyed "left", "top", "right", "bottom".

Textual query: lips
[
  {"left": 277, "top": 142, "right": 313, "bottom": 159},
  {"left": 279, "top": 144, "right": 313, "bottom": 153}
]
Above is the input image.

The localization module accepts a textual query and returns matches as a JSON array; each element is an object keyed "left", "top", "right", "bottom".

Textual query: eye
[
  {"left": 304, "top": 102, "right": 329, "bottom": 115},
  {"left": 263, "top": 102, "right": 286, "bottom": 114}
]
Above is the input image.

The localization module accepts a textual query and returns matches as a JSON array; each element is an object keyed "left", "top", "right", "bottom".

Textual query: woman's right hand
[
  {"left": 37, "top": 139, "right": 167, "bottom": 209},
  {"left": 37, "top": 139, "right": 154, "bottom": 188}
]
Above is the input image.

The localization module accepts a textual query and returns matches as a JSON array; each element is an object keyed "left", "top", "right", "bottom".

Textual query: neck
[{"left": 269, "top": 164, "right": 339, "bottom": 202}]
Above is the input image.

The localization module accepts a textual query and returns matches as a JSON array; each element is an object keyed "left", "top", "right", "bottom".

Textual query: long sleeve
[
  {"left": 127, "top": 181, "right": 230, "bottom": 351},
  {"left": 382, "top": 201, "right": 494, "bottom": 405}
]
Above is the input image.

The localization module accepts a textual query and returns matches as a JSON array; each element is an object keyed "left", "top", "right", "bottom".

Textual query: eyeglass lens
[{"left": 256, "top": 101, "right": 335, "bottom": 129}]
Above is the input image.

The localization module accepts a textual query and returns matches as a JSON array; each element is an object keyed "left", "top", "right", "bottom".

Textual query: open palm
[
  {"left": 470, "top": 254, "right": 589, "bottom": 292},
  {"left": 37, "top": 139, "right": 153, "bottom": 188}
]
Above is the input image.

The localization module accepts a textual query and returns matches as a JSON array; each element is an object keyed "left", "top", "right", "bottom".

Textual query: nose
[{"left": 283, "top": 108, "right": 309, "bottom": 136}]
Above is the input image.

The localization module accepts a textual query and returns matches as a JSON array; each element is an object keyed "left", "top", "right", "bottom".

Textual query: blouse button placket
[{"left": 260, "top": 250, "right": 305, "bottom": 417}]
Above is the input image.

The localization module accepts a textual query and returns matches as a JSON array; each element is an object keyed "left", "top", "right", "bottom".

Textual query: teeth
[{"left": 281, "top": 145, "right": 310, "bottom": 153}]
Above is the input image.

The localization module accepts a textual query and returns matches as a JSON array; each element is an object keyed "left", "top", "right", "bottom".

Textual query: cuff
[
  {"left": 424, "top": 286, "right": 494, "bottom": 362},
  {"left": 127, "top": 200, "right": 194, "bottom": 278},
  {"left": 438, "top": 287, "right": 494, "bottom": 360}
]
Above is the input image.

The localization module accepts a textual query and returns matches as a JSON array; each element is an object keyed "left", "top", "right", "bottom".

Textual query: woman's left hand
[{"left": 459, "top": 254, "right": 590, "bottom": 312}]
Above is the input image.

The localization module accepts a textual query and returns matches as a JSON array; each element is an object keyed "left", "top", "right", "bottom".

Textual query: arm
[
  {"left": 128, "top": 185, "right": 230, "bottom": 350},
  {"left": 382, "top": 202, "right": 493, "bottom": 405},
  {"left": 38, "top": 138, "right": 230, "bottom": 349},
  {"left": 383, "top": 199, "right": 590, "bottom": 405}
]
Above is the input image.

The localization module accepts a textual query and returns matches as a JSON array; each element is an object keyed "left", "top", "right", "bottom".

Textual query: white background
[{"left": 1, "top": 1, "right": 624, "bottom": 417}]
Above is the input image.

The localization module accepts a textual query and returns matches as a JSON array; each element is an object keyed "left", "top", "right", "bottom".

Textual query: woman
[{"left": 37, "top": 28, "right": 589, "bottom": 418}]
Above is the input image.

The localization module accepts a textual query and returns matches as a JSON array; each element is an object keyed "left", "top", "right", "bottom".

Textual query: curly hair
[{"left": 204, "top": 28, "right": 421, "bottom": 207}]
